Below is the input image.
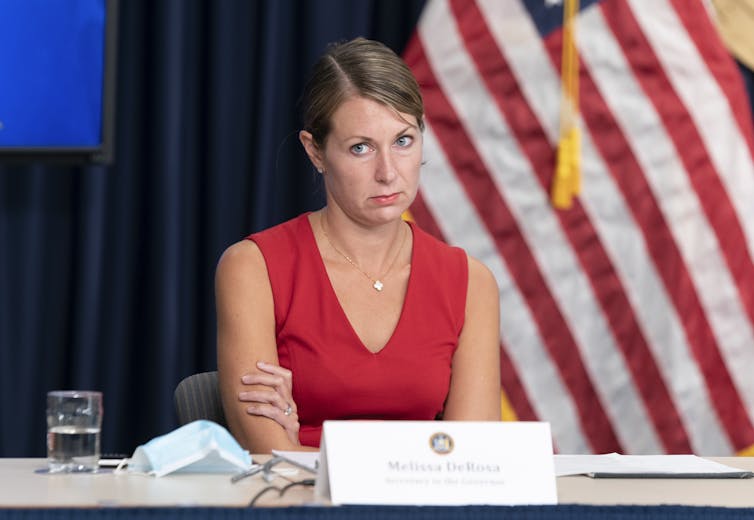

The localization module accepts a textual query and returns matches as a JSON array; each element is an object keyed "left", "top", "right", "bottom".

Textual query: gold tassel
[
  {"left": 738, "top": 443, "right": 754, "bottom": 457},
  {"left": 551, "top": 0, "right": 581, "bottom": 210},
  {"left": 501, "top": 389, "right": 518, "bottom": 422}
]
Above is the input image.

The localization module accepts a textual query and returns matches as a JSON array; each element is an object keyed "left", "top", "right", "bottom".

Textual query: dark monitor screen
[{"left": 0, "top": 0, "right": 118, "bottom": 163}]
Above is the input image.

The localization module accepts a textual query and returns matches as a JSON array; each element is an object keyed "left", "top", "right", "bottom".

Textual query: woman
[{"left": 216, "top": 37, "right": 501, "bottom": 453}]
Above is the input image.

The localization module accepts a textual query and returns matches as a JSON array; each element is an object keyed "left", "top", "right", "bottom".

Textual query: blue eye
[
  {"left": 351, "top": 143, "right": 370, "bottom": 155},
  {"left": 396, "top": 135, "right": 413, "bottom": 147}
]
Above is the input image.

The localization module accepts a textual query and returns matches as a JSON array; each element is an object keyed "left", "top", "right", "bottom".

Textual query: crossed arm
[
  {"left": 215, "top": 240, "right": 307, "bottom": 453},
  {"left": 216, "top": 242, "right": 501, "bottom": 453}
]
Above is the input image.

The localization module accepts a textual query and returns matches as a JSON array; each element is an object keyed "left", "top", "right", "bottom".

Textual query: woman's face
[{"left": 305, "top": 96, "right": 423, "bottom": 227}]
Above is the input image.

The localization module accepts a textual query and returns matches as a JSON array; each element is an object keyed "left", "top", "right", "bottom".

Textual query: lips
[{"left": 372, "top": 193, "right": 400, "bottom": 204}]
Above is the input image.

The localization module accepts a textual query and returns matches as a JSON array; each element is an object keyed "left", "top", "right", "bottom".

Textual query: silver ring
[{"left": 283, "top": 404, "right": 292, "bottom": 416}]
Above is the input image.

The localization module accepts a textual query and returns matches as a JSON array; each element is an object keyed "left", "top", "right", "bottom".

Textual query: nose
[{"left": 375, "top": 149, "right": 397, "bottom": 184}]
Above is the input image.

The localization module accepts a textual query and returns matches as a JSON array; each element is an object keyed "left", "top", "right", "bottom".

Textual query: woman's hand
[{"left": 238, "top": 361, "right": 300, "bottom": 447}]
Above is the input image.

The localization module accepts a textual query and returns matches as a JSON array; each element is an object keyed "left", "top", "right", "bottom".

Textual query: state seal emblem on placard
[{"left": 429, "top": 432, "right": 454, "bottom": 454}]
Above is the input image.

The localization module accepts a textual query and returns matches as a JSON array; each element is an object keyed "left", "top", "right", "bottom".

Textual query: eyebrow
[{"left": 346, "top": 125, "right": 416, "bottom": 143}]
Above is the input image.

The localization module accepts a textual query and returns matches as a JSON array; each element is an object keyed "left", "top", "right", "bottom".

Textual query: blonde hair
[{"left": 301, "top": 37, "right": 425, "bottom": 148}]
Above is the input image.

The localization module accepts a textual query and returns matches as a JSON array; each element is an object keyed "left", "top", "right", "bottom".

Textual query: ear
[{"left": 299, "top": 130, "right": 324, "bottom": 172}]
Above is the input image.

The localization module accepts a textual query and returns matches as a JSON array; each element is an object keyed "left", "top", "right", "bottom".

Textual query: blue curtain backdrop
[{"left": 0, "top": 0, "right": 425, "bottom": 457}]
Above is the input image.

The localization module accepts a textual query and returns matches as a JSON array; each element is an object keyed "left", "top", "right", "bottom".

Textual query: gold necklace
[{"left": 320, "top": 214, "right": 407, "bottom": 292}]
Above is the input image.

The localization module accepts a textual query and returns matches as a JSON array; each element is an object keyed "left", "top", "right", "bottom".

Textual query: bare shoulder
[
  {"left": 217, "top": 239, "right": 264, "bottom": 271},
  {"left": 215, "top": 239, "right": 269, "bottom": 289},
  {"left": 466, "top": 254, "right": 499, "bottom": 301},
  {"left": 443, "top": 253, "right": 501, "bottom": 421},
  {"left": 215, "top": 239, "right": 280, "bottom": 451}
]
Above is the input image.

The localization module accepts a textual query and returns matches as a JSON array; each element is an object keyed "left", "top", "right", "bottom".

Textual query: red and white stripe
[{"left": 405, "top": 0, "right": 754, "bottom": 454}]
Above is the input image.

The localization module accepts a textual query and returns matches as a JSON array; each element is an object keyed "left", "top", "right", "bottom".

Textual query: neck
[{"left": 319, "top": 209, "right": 408, "bottom": 280}]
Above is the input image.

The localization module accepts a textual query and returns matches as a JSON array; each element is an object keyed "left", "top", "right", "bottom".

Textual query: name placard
[{"left": 315, "top": 421, "right": 556, "bottom": 505}]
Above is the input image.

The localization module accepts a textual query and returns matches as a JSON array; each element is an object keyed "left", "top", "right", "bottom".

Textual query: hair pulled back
[{"left": 301, "top": 37, "right": 425, "bottom": 148}]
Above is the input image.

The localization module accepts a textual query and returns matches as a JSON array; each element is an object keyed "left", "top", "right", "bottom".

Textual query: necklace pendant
[{"left": 373, "top": 280, "right": 384, "bottom": 291}]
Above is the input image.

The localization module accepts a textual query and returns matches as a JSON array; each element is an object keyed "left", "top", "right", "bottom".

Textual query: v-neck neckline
[{"left": 304, "top": 213, "right": 416, "bottom": 355}]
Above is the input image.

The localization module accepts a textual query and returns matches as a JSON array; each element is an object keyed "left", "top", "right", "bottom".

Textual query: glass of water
[{"left": 46, "top": 390, "right": 103, "bottom": 473}]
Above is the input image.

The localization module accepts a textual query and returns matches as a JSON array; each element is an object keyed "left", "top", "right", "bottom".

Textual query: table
[
  {"left": 0, "top": 457, "right": 313, "bottom": 508},
  {"left": 558, "top": 456, "right": 754, "bottom": 507},
  {"left": 1, "top": 457, "right": 754, "bottom": 518}
]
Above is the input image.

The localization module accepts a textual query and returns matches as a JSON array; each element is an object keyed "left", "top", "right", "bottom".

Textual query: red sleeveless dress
[{"left": 248, "top": 213, "right": 467, "bottom": 447}]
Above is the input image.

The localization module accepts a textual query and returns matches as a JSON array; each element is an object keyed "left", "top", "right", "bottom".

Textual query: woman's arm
[
  {"left": 215, "top": 240, "right": 305, "bottom": 453},
  {"left": 442, "top": 255, "right": 502, "bottom": 421}
]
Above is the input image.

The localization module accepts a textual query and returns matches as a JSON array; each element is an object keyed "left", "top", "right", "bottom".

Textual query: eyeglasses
[
  {"left": 231, "top": 454, "right": 319, "bottom": 484},
  {"left": 231, "top": 455, "right": 318, "bottom": 507},
  {"left": 231, "top": 456, "right": 282, "bottom": 484},
  {"left": 248, "top": 476, "right": 316, "bottom": 507}
]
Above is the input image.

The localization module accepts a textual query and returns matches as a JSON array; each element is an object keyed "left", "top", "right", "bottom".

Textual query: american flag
[{"left": 405, "top": 0, "right": 754, "bottom": 454}]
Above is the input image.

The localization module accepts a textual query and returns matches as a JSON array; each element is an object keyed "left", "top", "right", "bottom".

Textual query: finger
[
  {"left": 238, "top": 387, "right": 278, "bottom": 406},
  {"left": 238, "top": 389, "right": 288, "bottom": 410},
  {"left": 245, "top": 403, "right": 300, "bottom": 429},
  {"left": 246, "top": 364, "right": 294, "bottom": 393},
  {"left": 241, "top": 373, "right": 288, "bottom": 390},
  {"left": 256, "top": 361, "right": 293, "bottom": 382},
  {"left": 240, "top": 373, "right": 296, "bottom": 409}
]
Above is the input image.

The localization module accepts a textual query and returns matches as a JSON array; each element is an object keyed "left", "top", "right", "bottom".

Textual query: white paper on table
[
  {"left": 271, "top": 450, "right": 320, "bottom": 473},
  {"left": 554, "top": 453, "right": 754, "bottom": 478}
]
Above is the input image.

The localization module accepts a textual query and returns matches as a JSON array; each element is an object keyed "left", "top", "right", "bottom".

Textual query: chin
[{"left": 371, "top": 207, "right": 408, "bottom": 225}]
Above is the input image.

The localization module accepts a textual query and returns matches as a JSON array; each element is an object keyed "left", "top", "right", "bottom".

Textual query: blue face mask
[{"left": 126, "top": 420, "right": 252, "bottom": 477}]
